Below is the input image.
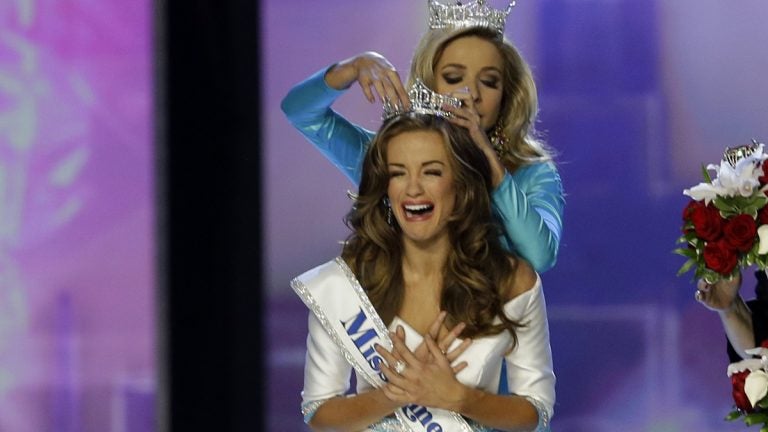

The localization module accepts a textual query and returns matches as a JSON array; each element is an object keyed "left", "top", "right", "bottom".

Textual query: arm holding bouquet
[
  {"left": 696, "top": 273, "right": 755, "bottom": 359},
  {"left": 677, "top": 140, "right": 768, "bottom": 427}
]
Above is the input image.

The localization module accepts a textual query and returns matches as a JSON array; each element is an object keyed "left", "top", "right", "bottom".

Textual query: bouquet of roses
[
  {"left": 676, "top": 141, "right": 768, "bottom": 283},
  {"left": 727, "top": 341, "right": 768, "bottom": 430}
]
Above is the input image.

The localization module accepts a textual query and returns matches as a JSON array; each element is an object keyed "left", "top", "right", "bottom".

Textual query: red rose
[
  {"left": 759, "top": 162, "right": 768, "bottom": 186},
  {"left": 759, "top": 206, "right": 768, "bottom": 225},
  {"left": 703, "top": 240, "right": 739, "bottom": 275},
  {"left": 690, "top": 204, "right": 724, "bottom": 241},
  {"left": 761, "top": 339, "right": 768, "bottom": 349},
  {"left": 732, "top": 370, "right": 754, "bottom": 412},
  {"left": 683, "top": 200, "right": 705, "bottom": 221},
  {"left": 723, "top": 214, "right": 757, "bottom": 252}
]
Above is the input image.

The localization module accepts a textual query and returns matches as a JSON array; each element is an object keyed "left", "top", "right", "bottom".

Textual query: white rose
[
  {"left": 745, "top": 370, "right": 768, "bottom": 408},
  {"left": 758, "top": 226, "right": 768, "bottom": 255}
]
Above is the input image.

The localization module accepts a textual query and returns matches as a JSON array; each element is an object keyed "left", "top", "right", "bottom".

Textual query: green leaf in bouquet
[
  {"left": 742, "top": 204, "right": 765, "bottom": 218},
  {"left": 701, "top": 164, "right": 713, "bottom": 183},
  {"left": 744, "top": 412, "right": 768, "bottom": 426},
  {"left": 714, "top": 197, "right": 740, "bottom": 216},
  {"left": 758, "top": 396, "right": 768, "bottom": 409},
  {"left": 674, "top": 247, "right": 698, "bottom": 259},
  {"left": 749, "top": 193, "right": 768, "bottom": 206},
  {"left": 729, "top": 196, "right": 765, "bottom": 216},
  {"left": 682, "top": 231, "right": 700, "bottom": 243},
  {"left": 759, "top": 425, "right": 768, "bottom": 432},
  {"left": 759, "top": 258, "right": 768, "bottom": 271},
  {"left": 750, "top": 197, "right": 768, "bottom": 210},
  {"left": 676, "top": 258, "right": 697, "bottom": 276},
  {"left": 725, "top": 409, "right": 743, "bottom": 421},
  {"left": 701, "top": 268, "right": 722, "bottom": 284}
]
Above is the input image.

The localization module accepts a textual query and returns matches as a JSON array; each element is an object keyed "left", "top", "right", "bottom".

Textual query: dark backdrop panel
[{"left": 160, "top": 0, "right": 263, "bottom": 430}]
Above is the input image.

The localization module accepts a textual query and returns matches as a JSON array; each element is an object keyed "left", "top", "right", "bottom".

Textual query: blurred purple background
[
  {"left": 0, "top": 1, "right": 154, "bottom": 431},
  {"left": 4, "top": 0, "right": 768, "bottom": 430},
  {"left": 265, "top": 1, "right": 768, "bottom": 431}
]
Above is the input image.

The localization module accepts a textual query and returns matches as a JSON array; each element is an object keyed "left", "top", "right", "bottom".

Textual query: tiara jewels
[
  {"left": 382, "top": 79, "right": 462, "bottom": 121},
  {"left": 428, "top": 0, "right": 515, "bottom": 35},
  {"left": 723, "top": 139, "right": 763, "bottom": 167}
]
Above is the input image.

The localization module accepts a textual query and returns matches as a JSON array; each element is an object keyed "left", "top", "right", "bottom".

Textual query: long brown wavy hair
[
  {"left": 342, "top": 114, "right": 521, "bottom": 341},
  {"left": 408, "top": 26, "right": 554, "bottom": 172}
]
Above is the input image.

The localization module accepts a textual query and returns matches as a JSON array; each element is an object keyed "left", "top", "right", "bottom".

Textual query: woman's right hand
[
  {"left": 696, "top": 273, "right": 742, "bottom": 312},
  {"left": 324, "top": 52, "right": 410, "bottom": 109}
]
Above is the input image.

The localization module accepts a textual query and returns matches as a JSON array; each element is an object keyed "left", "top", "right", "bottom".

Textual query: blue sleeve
[
  {"left": 280, "top": 66, "right": 376, "bottom": 185},
  {"left": 492, "top": 162, "right": 565, "bottom": 273}
]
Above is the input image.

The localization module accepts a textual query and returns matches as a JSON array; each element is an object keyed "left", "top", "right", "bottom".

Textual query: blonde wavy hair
[
  {"left": 342, "top": 114, "right": 521, "bottom": 341},
  {"left": 408, "top": 26, "right": 552, "bottom": 171}
]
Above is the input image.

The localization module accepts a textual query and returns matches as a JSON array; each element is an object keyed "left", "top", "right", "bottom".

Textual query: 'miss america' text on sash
[{"left": 341, "top": 308, "right": 445, "bottom": 432}]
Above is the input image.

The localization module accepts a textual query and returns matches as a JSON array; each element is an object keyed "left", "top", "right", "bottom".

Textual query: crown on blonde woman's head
[
  {"left": 428, "top": 0, "right": 515, "bottom": 35},
  {"left": 383, "top": 79, "right": 463, "bottom": 121}
]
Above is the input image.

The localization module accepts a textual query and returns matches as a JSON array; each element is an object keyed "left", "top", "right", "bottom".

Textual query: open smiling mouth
[{"left": 404, "top": 203, "right": 434, "bottom": 217}]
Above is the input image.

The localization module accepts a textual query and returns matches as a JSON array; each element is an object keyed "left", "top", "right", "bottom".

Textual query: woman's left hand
[
  {"left": 443, "top": 89, "right": 506, "bottom": 187},
  {"left": 375, "top": 332, "right": 468, "bottom": 411}
]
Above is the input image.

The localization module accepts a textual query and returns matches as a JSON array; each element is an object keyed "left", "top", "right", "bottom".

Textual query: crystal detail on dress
[
  {"left": 368, "top": 414, "right": 501, "bottom": 431},
  {"left": 428, "top": 0, "right": 515, "bottom": 35},
  {"left": 301, "top": 399, "right": 330, "bottom": 424},
  {"left": 383, "top": 79, "right": 462, "bottom": 120},
  {"left": 522, "top": 395, "right": 551, "bottom": 432}
]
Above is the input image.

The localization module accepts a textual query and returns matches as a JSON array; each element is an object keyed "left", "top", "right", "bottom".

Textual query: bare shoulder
[{"left": 501, "top": 256, "right": 539, "bottom": 302}]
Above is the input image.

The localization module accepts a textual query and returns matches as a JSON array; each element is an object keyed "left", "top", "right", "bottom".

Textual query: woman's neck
[{"left": 401, "top": 236, "right": 450, "bottom": 284}]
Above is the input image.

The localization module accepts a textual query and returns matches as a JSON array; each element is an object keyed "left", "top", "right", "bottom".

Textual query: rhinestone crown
[
  {"left": 723, "top": 139, "right": 763, "bottom": 167},
  {"left": 383, "top": 79, "right": 463, "bottom": 121},
  {"left": 428, "top": 0, "right": 515, "bottom": 35}
]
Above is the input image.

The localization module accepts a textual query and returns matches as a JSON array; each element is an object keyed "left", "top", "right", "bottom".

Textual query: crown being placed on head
[
  {"left": 382, "top": 79, "right": 463, "bottom": 121},
  {"left": 428, "top": 0, "right": 515, "bottom": 34}
]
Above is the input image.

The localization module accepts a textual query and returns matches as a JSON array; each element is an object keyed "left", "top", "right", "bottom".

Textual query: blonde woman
[{"left": 282, "top": 3, "right": 564, "bottom": 273}]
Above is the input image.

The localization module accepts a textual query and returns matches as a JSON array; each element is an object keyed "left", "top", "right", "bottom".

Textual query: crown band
[
  {"left": 382, "top": 79, "right": 462, "bottom": 121},
  {"left": 428, "top": 0, "right": 515, "bottom": 35}
]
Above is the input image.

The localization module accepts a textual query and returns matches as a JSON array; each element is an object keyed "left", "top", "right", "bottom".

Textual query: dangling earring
[
  {"left": 490, "top": 123, "right": 509, "bottom": 159},
  {"left": 383, "top": 197, "right": 393, "bottom": 226}
]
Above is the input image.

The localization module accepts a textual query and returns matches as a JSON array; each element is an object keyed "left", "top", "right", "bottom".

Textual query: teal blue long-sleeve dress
[{"left": 281, "top": 67, "right": 565, "bottom": 272}]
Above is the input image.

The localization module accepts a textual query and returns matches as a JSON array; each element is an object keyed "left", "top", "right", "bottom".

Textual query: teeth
[
  {"left": 404, "top": 203, "right": 434, "bottom": 216},
  {"left": 404, "top": 204, "right": 432, "bottom": 211}
]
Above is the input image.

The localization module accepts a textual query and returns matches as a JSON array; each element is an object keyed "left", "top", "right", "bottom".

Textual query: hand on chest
[{"left": 389, "top": 316, "right": 512, "bottom": 389}]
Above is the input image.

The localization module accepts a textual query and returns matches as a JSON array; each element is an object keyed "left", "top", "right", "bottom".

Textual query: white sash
[{"left": 291, "top": 257, "right": 474, "bottom": 432}]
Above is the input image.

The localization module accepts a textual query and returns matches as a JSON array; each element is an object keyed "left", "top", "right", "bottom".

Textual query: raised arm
[
  {"left": 281, "top": 53, "right": 408, "bottom": 184},
  {"left": 492, "top": 162, "right": 565, "bottom": 273}
]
